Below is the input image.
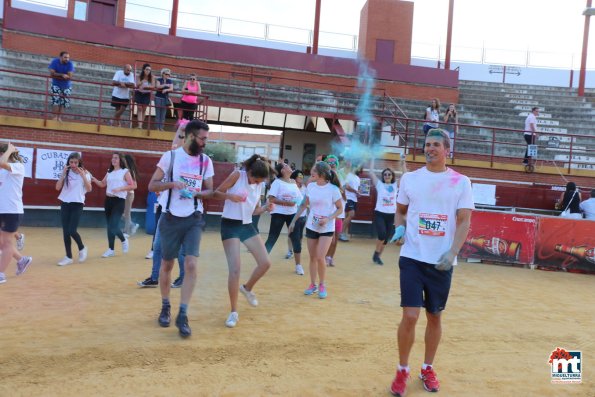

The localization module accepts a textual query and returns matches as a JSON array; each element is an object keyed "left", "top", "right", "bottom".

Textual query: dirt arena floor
[{"left": 1, "top": 226, "right": 594, "bottom": 397}]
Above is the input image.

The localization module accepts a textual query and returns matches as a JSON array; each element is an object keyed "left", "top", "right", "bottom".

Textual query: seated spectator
[
  {"left": 110, "top": 64, "right": 135, "bottom": 127},
  {"left": 48, "top": 51, "right": 75, "bottom": 122},
  {"left": 579, "top": 189, "right": 595, "bottom": 220},
  {"left": 557, "top": 182, "right": 582, "bottom": 219},
  {"left": 178, "top": 73, "right": 201, "bottom": 121}
]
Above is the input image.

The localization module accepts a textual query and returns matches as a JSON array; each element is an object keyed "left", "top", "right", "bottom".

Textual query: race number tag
[
  {"left": 179, "top": 172, "right": 203, "bottom": 193},
  {"left": 311, "top": 213, "right": 327, "bottom": 229},
  {"left": 418, "top": 213, "right": 447, "bottom": 236}
]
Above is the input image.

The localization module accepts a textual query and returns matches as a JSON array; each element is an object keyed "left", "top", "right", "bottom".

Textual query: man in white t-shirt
[
  {"left": 110, "top": 64, "right": 135, "bottom": 126},
  {"left": 148, "top": 120, "right": 214, "bottom": 338},
  {"left": 523, "top": 107, "right": 539, "bottom": 165},
  {"left": 339, "top": 163, "right": 361, "bottom": 242},
  {"left": 579, "top": 189, "right": 595, "bottom": 220},
  {"left": 389, "top": 128, "right": 474, "bottom": 396}
]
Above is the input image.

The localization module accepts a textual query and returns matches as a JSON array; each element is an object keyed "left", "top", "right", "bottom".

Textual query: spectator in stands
[
  {"left": 155, "top": 68, "right": 174, "bottom": 131},
  {"left": 48, "top": 51, "right": 75, "bottom": 122},
  {"left": 178, "top": 73, "right": 201, "bottom": 121},
  {"left": 423, "top": 98, "right": 440, "bottom": 135},
  {"left": 523, "top": 107, "right": 539, "bottom": 165},
  {"left": 557, "top": 181, "right": 582, "bottom": 219},
  {"left": 110, "top": 64, "right": 135, "bottom": 127},
  {"left": 443, "top": 103, "right": 458, "bottom": 157},
  {"left": 579, "top": 189, "right": 595, "bottom": 220},
  {"left": 134, "top": 63, "right": 154, "bottom": 129}
]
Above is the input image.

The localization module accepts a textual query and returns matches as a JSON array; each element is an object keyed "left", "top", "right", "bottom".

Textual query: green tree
[{"left": 204, "top": 142, "right": 237, "bottom": 163}]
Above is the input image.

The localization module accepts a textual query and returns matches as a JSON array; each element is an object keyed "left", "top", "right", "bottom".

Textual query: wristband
[{"left": 177, "top": 135, "right": 184, "bottom": 139}]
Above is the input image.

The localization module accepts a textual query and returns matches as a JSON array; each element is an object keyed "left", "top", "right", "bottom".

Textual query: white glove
[
  {"left": 389, "top": 225, "right": 406, "bottom": 243},
  {"left": 436, "top": 250, "right": 455, "bottom": 271}
]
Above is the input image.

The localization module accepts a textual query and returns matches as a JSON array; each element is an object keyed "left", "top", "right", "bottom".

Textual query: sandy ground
[{"left": 1, "top": 226, "right": 594, "bottom": 397}]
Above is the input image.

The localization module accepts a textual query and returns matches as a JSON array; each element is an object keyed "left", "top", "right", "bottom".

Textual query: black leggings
[
  {"left": 374, "top": 210, "right": 395, "bottom": 244},
  {"left": 265, "top": 213, "right": 302, "bottom": 254},
  {"left": 179, "top": 100, "right": 198, "bottom": 120},
  {"left": 523, "top": 134, "right": 533, "bottom": 162},
  {"left": 105, "top": 196, "right": 126, "bottom": 250},
  {"left": 61, "top": 202, "right": 85, "bottom": 258}
]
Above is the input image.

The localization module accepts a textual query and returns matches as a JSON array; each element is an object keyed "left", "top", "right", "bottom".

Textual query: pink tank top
[{"left": 181, "top": 81, "right": 200, "bottom": 104}]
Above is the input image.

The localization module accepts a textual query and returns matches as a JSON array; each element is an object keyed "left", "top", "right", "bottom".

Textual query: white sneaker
[
  {"left": 78, "top": 247, "right": 88, "bottom": 263},
  {"left": 131, "top": 223, "right": 139, "bottom": 236},
  {"left": 57, "top": 256, "right": 73, "bottom": 266},
  {"left": 145, "top": 250, "right": 154, "bottom": 259},
  {"left": 239, "top": 284, "right": 258, "bottom": 307},
  {"left": 295, "top": 264, "right": 305, "bottom": 275},
  {"left": 122, "top": 238, "right": 129, "bottom": 253},
  {"left": 123, "top": 233, "right": 130, "bottom": 239},
  {"left": 0, "top": 272, "right": 6, "bottom": 284},
  {"left": 225, "top": 311, "right": 239, "bottom": 328},
  {"left": 285, "top": 250, "right": 293, "bottom": 259},
  {"left": 16, "top": 233, "right": 25, "bottom": 251},
  {"left": 102, "top": 249, "right": 115, "bottom": 258}
]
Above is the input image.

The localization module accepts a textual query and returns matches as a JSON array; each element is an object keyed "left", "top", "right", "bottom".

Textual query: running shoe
[
  {"left": 304, "top": 283, "right": 318, "bottom": 295},
  {"left": 0, "top": 272, "right": 6, "bottom": 284},
  {"left": 138, "top": 277, "right": 158, "bottom": 288},
  {"left": 225, "top": 311, "right": 239, "bottom": 328},
  {"left": 57, "top": 256, "right": 73, "bottom": 266},
  {"left": 240, "top": 284, "right": 258, "bottom": 307},
  {"left": 101, "top": 249, "right": 115, "bottom": 258},
  {"left": 285, "top": 250, "right": 293, "bottom": 259},
  {"left": 295, "top": 264, "right": 305, "bottom": 275},
  {"left": 325, "top": 256, "right": 332, "bottom": 266},
  {"left": 171, "top": 277, "right": 183, "bottom": 288},
  {"left": 419, "top": 366, "right": 440, "bottom": 392},
  {"left": 339, "top": 233, "right": 349, "bottom": 242},
  {"left": 390, "top": 369, "right": 410, "bottom": 397},
  {"left": 122, "top": 238, "right": 129, "bottom": 254},
  {"left": 16, "top": 256, "right": 32, "bottom": 276},
  {"left": 131, "top": 223, "right": 139, "bottom": 236},
  {"left": 175, "top": 312, "right": 191, "bottom": 337},
  {"left": 78, "top": 247, "right": 88, "bottom": 263},
  {"left": 318, "top": 283, "right": 328, "bottom": 299},
  {"left": 158, "top": 304, "right": 170, "bottom": 327},
  {"left": 16, "top": 233, "right": 25, "bottom": 251},
  {"left": 145, "top": 250, "right": 154, "bottom": 259},
  {"left": 373, "top": 252, "right": 384, "bottom": 265}
]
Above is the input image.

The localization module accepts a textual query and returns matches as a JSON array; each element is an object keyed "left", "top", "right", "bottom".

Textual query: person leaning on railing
[
  {"left": 134, "top": 63, "right": 154, "bottom": 129},
  {"left": 110, "top": 64, "right": 135, "bottom": 127},
  {"left": 178, "top": 73, "right": 201, "bottom": 121},
  {"left": 155, "top": 68, "right": 174, "bottom": 131},
  {"left": 47, "top": 51, "right": 75, "bottom": 122}
]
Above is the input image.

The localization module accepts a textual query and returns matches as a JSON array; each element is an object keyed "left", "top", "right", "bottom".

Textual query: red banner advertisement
[
  {"left": 534, "top": 217, "right": 595, "bottom": 273},
  {"left": 459, "top": 211, "right": 538, "bottom": 264}
]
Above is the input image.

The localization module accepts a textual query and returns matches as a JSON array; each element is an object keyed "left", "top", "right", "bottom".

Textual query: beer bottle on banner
[
  {"left": 465, "top": 236, "right": 521, "bottom": 261},
  {"left": 554, "top": 244, "right": 595, "bottom": 264}
]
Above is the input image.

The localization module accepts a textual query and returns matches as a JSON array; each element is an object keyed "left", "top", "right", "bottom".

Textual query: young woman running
[
  {"left": 214, "top": 154, "right": 274, "bottom": 328},
  {"left": 264, "top": 162, "right": 304, "bottom": 275},
  {"left": 55, "top": 152, "right": 92, "bottom": 266},
  {"left": 324, "top": 155, "right": 345, "bottom": 267},
  {"left": 91, "top": 153, "right": 135, "bottom": 257},
  {"left": 0, "top": 143, "right": 32, "bottom": 284},
  {"left": 369, "top": 159, "right": 399, "bottom": 265},
  {"left": 290, "top": 161, "right": 342, "bottom": 299}
]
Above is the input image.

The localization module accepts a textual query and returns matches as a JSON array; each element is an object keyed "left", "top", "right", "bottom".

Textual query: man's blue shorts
[{"left": 399, "top": 256, "right": 453, "bottom": 313}]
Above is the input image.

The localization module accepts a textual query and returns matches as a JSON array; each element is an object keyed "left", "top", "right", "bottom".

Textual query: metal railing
[
  {"left": 0, "top": 67, "right": 594, "bottom": 172},
  {"left": 0, "top": 68, "right": 208, "bottom": 132}
]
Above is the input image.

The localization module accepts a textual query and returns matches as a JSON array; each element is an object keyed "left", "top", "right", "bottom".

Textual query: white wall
[{"left": 282, "top": 130, "right": 333, "bottom": 170}]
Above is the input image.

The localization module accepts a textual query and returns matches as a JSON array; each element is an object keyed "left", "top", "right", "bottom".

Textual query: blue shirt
[{"left": 48, "top": 58, "right": 75, "bottom": 89}]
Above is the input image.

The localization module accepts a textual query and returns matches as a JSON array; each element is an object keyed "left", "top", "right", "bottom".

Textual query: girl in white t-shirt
[
  {"left": 264, "top": 162, "right": 304, "bottom": 275},
  {"left": 290, "top": 161, "right": 342, "bottom": 299},
  {"left": 0, "top": 143, "right": 33, "bottom": 284},
  {"left": 369, "top": 162, "right": 399, "bottom": 265},
  {"left": 324, "top": 155, "right": 345, "bottom": 267},
  {"left": 122, "top": 154, "right": 139, "bottom": 236},
  {"left": 55, "top": 152, "right": 92, "bottom": 266},
  {"left": 91, "top": 153, "right": 135, "bottom": 258},
  {"left": 214, "top": 154, "right": 275, "bottom": 328},
  {"left": 285, "top": 169, "right": 307, "bottom": 274}
]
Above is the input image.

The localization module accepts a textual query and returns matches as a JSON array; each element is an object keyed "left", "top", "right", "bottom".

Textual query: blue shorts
[
  {"left": 345, "top": 199, "right": 357, "bottom": 213},
  {"left": 399, "top": 256, "right": 453, "bottom": 313},
  {"left": 0, "top": 213, "right": 23, "bottom": 233},
  {"left": 220, "top": 218, "right": 258, "bottom": 242}
]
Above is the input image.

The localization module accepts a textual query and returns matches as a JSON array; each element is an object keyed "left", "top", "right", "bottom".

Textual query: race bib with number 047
[{"left": 418, "top": 213, "right": 447, "bottom": 236}]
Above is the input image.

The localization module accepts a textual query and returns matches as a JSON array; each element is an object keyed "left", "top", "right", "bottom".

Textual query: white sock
[
  {"left": 422, "top": 363, "right": 432, "bottom": 370},
  {"left": 398, "top": 364, "right": 410, "bottom": 372}
]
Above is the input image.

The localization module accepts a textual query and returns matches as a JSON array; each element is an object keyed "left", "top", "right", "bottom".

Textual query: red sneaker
[
  {"left": 419, "top": 366, "right": 440, "bottom": 392},
  {"left": 390, "top": 369, "right": 410, "bottom": 396}
]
